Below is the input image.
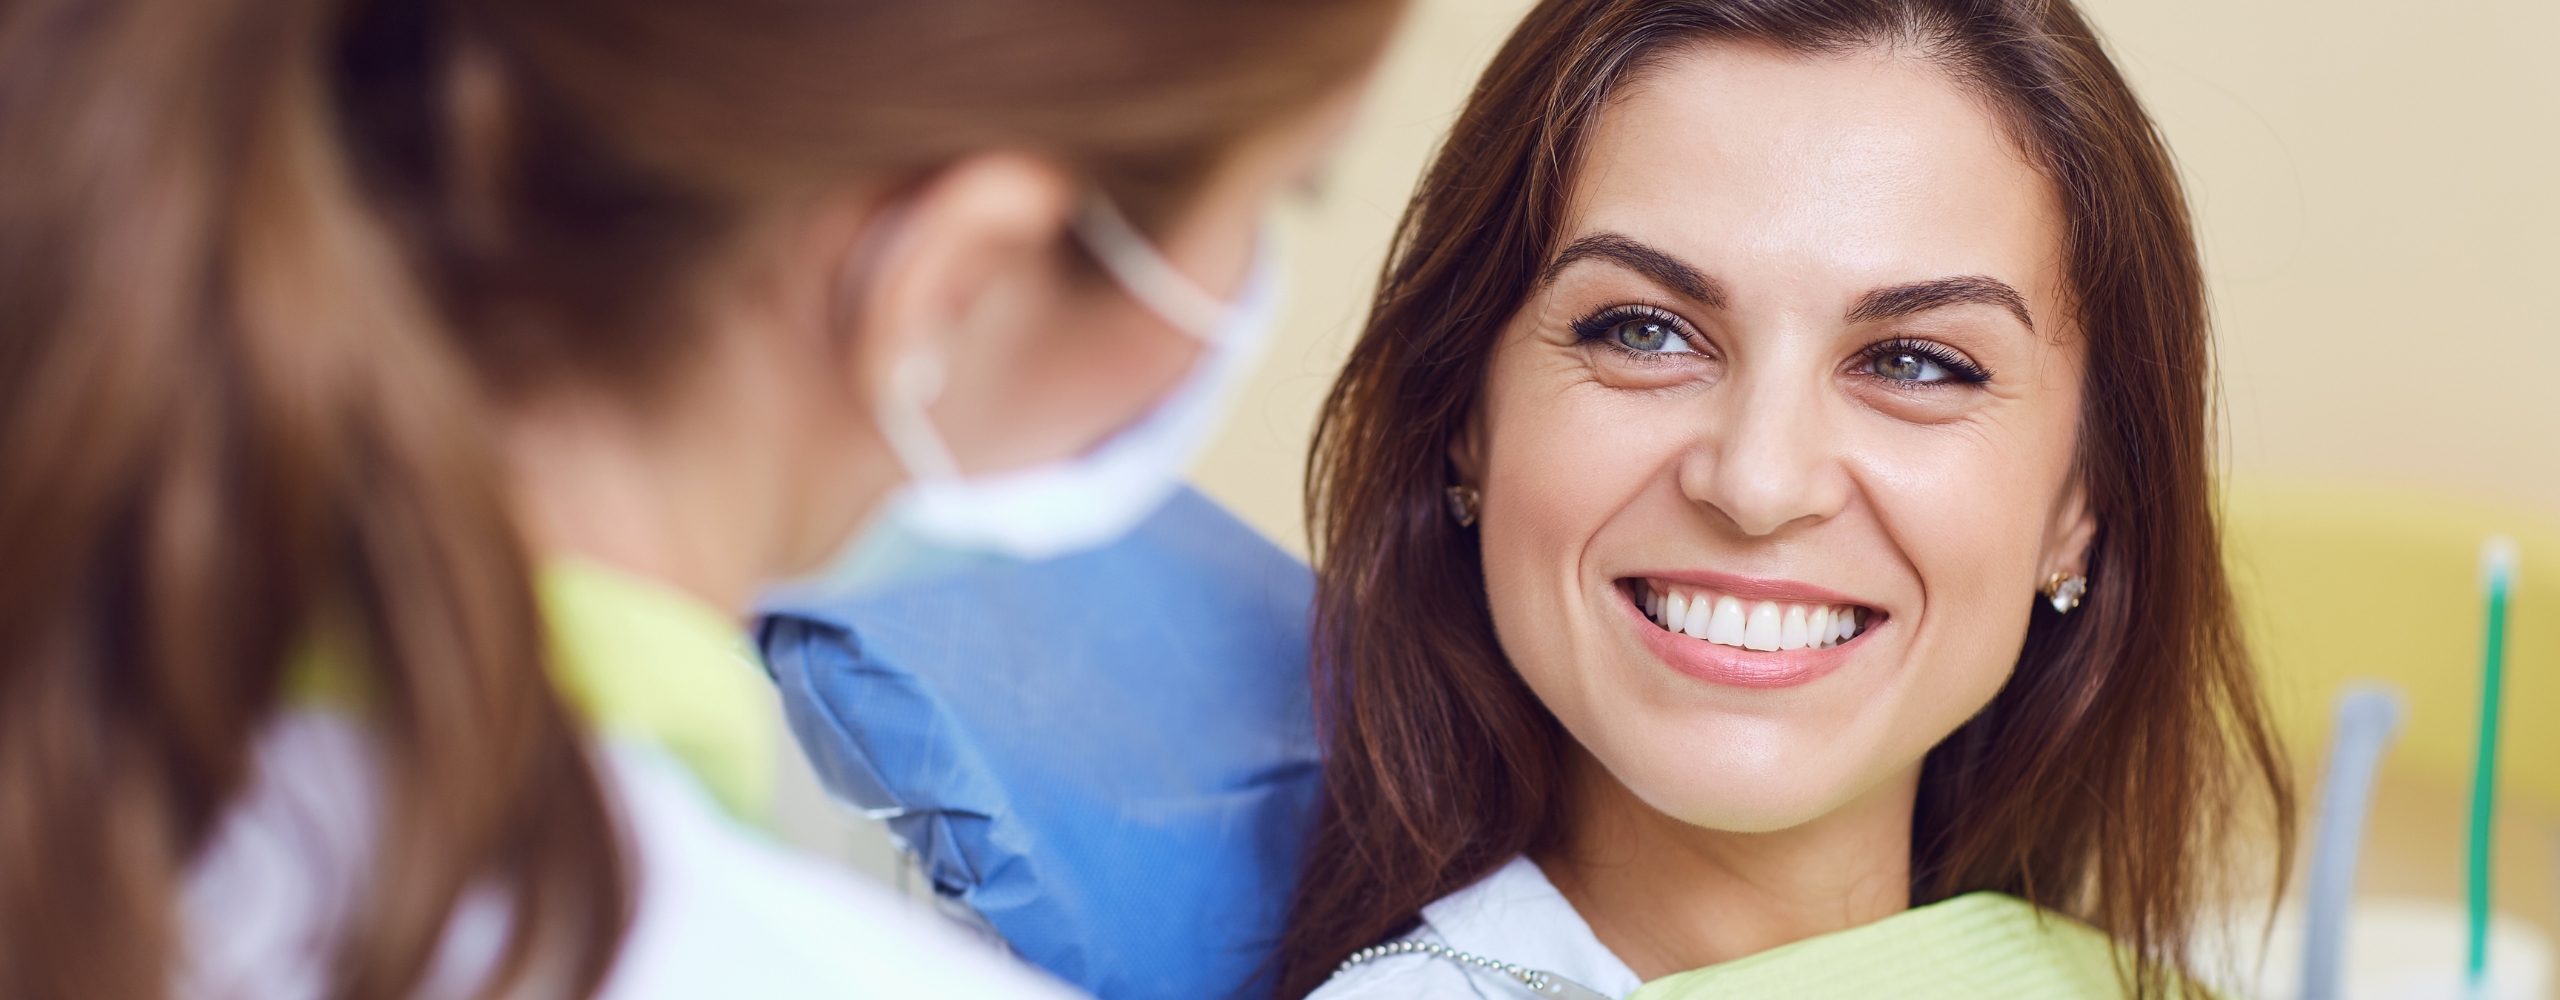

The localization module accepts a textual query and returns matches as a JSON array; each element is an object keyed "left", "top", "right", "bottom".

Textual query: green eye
[
  {"left": 1611, "top": 318, "right": 1680, "bottom": 352},
  {"left": 1570, "top": 306, "right": 1699, "bottom": 356},
  {"left": 1872, "top": 350, "right": 1943, "bottom": 381},
  {"left": 1859, "top": 339, "right": 1991, "bottom": 384}
]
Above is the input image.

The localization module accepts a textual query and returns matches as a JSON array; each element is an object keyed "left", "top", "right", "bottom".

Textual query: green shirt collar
[{"left": 539, "top": 559, "right": 778, "bottom": 824}]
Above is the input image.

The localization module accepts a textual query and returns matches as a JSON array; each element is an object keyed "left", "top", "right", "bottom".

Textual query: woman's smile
[{"left": 1616, "top": 575, "right": 1879, "bottom": 688}]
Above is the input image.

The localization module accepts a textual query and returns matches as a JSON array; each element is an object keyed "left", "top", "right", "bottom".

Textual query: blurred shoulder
[
  {"left": 179, "top": 713, "right": 382, "bottom": 1000},
  {"left": 179, "top": 713, "right": 1084, "bottom": 1000},
  {"left": 596, "top": 739, "right": 1085, "bottom": 1000}
]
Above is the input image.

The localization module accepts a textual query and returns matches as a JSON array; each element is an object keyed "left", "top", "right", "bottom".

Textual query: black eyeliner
[
  {"left": 1569, "top": 303, "right": 1689, "bottom": 344},
  {"left": 1863, "top": 337, "right": 1992, "bottom": 383}
]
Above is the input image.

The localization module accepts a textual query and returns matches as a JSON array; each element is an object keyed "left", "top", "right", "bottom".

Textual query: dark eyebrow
[
  {"left": 1846, "top": 275, "right": 2034, "bottom": 331},
  {"left": 1541, "top": 233, "right": 1726, "bottom": 307}
]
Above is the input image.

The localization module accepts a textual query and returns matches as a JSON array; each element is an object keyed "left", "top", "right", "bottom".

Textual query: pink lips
[{"left": 1619, "top": 574, "right": 1875, "bottom": 689}]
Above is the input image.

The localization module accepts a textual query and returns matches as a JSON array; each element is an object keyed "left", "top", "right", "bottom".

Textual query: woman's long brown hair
[
  {"left": 1276, "top": 1, "right": 2295, "bottom": 996},
  {"left": 0, "top": 0, "right": 1395, "bottom": 998}
]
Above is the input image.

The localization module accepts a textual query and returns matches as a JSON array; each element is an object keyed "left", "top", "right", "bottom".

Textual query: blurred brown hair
[
  {"left": 1275, "top": 1, "right": 2292, "bottom": 996},
  {"left": 0, "top": 0, "right": 1395, "bottom": 998}
]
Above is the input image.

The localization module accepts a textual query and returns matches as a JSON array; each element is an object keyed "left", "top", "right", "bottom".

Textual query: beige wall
[
  {"left": 1189, "top": 0, "right": 2560, "bottom": 553},
  {"left": 1187, "top": 0, "right": 1537, "bottom": 551}
]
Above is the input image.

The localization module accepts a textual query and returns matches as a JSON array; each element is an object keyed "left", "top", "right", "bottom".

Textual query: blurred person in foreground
[{"left": 0, "top": 0, "right": 1397, "bottom": 997}]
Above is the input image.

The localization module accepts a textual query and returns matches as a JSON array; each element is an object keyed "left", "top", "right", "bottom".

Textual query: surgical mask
[{"left": 801, "top": 193, "right": 1282, "bottom": 597}]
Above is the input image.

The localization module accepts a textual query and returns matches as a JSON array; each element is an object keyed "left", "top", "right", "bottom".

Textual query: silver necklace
[{"left": 1333, "top": 939, "right": 1615, "bottom": 999}]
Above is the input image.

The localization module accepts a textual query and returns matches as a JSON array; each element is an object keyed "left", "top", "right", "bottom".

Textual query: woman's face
[{"left": 1469, "top": 42, "right": 2093, "bottom": 833}]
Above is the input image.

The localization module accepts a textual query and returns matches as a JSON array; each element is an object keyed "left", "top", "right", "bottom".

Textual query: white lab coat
[{"left": 180, "top": 712, "right": 1086, "bottom": 1000}]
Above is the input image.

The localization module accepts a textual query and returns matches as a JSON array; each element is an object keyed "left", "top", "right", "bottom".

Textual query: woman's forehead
[{"left": 1573, "top": 40, "right": 2065, "bottom": 306}]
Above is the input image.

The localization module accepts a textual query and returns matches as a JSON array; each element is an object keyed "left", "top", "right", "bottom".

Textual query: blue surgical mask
[{"left": 804, "top": 193, "right": 1283, "bottom": 597}]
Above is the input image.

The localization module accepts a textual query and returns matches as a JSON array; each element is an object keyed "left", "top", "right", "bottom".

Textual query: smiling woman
[{"left": 1276, "top": 1, "right": 2294, "bottom": 998}]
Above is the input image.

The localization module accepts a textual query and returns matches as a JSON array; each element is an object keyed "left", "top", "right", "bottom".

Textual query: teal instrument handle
[{"left": 2465, "top": 538, "right": 2517, "bottom": 994}]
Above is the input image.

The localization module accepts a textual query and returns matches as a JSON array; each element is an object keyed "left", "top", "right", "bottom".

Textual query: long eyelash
[
  {"left": 1569, "top": 304, "right": 1695, "bottom": 350},
  {"left": 1864, "top": 337, "right": 1993, "bottom": 384}
]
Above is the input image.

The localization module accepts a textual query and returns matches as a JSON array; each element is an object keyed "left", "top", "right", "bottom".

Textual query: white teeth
[
  {"left": 1706, "top": 597, "right": 1747, "bottom": 646},
  {"left": 1743, "top": 601, "right": 1781, "bottom": 651},
  {"left": 1639, "top": 579, "right": 1869, "bottom": 652}
]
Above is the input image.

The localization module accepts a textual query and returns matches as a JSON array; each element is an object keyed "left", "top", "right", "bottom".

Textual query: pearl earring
[
  {"left": 2041, "top": 572, "right": 2089, "bottom": 614},
  {"left": 1444, "top": 485, "right": 1481, "bottom": 528}
]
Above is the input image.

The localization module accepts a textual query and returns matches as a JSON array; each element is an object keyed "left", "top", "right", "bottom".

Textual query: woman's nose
[{"left": 1678, "top": 363, "right": 1850, "bottom": 538}]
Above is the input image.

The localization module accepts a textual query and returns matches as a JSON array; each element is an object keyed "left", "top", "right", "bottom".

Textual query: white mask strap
[
  {"left": 878, "top": 192, "right": 1258, "bottom": 489},
  {"left": 1072, "top": 192, "right": 1234, "bottom": 343},
  {"left": 875, "top": 352, "right": 963, "bottom": 484}
]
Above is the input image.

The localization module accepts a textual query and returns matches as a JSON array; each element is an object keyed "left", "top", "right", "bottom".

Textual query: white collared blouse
[{"left": 1310, "top": 856, "right": 1642, "bottom": 1000}]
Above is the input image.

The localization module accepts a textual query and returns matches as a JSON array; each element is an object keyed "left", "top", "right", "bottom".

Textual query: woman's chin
[
  {"left": 1631, "top": 781, "right": 1863, "bottom": 835},
  {"left": 1572, "top": 719, "right": 1879, "bottom": 834}
]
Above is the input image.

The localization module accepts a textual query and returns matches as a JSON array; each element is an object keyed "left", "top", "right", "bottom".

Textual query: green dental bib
[{"left": 1629, "top": 893, "right": 2157, "bottom": 1000}]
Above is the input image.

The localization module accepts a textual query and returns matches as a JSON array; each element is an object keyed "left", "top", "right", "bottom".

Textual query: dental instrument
[
  {"left": 2466, "top": 536, "right": 2520, "bottom": 997},
  {"left": 2301, "top": 684, "right": 2405, "bottom": 1000}
]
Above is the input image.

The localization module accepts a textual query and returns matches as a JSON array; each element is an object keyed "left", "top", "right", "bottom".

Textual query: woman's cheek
[
  {"left": 1477, "top": 362, "right": 1683, "bottom": 703},
  {"left": 1856, "top": 435, "right": 2049, "bottom": 713}
]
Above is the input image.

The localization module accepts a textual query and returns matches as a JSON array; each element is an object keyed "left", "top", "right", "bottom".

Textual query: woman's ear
[
  {"left": 1446, "top": 405, "right": 1486, "bottom": 488},
  {"left": 2039, "top": 475, "right": 2099, "bottom": 582},
  {"left": 829, "top": 153, "right": 1077, "bottom": 420}
]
